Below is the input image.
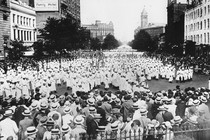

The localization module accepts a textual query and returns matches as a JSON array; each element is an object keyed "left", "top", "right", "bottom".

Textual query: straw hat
[
  {"left": 111, "top": 122, "right": 118, "bottom": 131},
  {"left": 157, "top": 106, "right": 167, "bottom": 111},
  {"left": 4, "top": 109, "right": 13, "bottom": 117},
  {"left": 94, "top": 114, "right": 102, "bottom": 119},
  {"left": 155, "top": 97, "right": 162, "bottom": 104},
  {"left": 200, "top": 96, "right": 207, "bottom": 103},
  {"left": 87, "top": 98, "right": 95, "bottom": 106},
  {"left": 173, "top": 116, "right": 183, "bottom": 124},
  {"left": 25, "top": 126, "right": 38, "bottom": 136},
  {"left": 89, "top": 107, "right": 96, "bottom": 113},
  {"left": 63, "top": 107, "right": 71, "bottom": 114},
  {"left": 74, "top": 115, "right": 84, "bottom": 125},
  {"left": 132, "top": 103, "right": 139, "bottom": 110},
  {"left": 45, "top": 118, "right": 55, "bottom": 126},
  {"left": 51, "top": 129, "right": 60, "bottom": 135},
  {"left": 96, "top": 126, "right": 106, "bottom": 132},
  {"left": 40, "top": 102, "right": 48, "bottom": 109},
  {"left": 140, "top": 108, "right": 148, "bottom": 115},
  {"left": 193, "top": 99, "right": 200, "bottom": 106},
  {"left": 51, "top": 103, "right": 59, "bottom": 110},
  {"left": 61, "top": 125, "right": 70, "bottom": 133},
  {"left": 22, "top": 109, "right": 31, "bottom": 116}
]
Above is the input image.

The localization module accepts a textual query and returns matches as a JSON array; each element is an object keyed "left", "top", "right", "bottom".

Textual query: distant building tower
[{"left": 141, "top": 7, "right": 148, "bottom": 28}]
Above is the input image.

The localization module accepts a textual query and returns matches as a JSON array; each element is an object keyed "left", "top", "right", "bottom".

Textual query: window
[
  {"left": 29, "top": 31, "right": 31, "bottom": 41},
  {"left": 27, "top": 31, "right": 29, "bottom": 41},
  {"left": 21, "top": 30, "right": 23, "bottom": 41},
  {"left": 200, "top": 21, "right": 202, "bottom": 30},
  {"left": 208, "top": 19, "right": 210, "bottom": 29},
  {"left": 198, "top": 22, "right": 200, "bottom": 30},
  {"left": 200, "top": 8, "right": 202, "bottom": 17},
  {"left": 33, "top": 19, "right": 35, "bottom": 27},
  {"left": 26, "top": 18, "right": 28, "bottom": 26},
  {"left": 13, "top": 14, "right": 15, "bottom": 23},
  {"left": 208, "top": 5, "right": 210, "bottom": 14},
  {"left": 13, "top": 29, "right": 16, "bottom": 40},
  {"left": 17, "top": 15, "right": 19, "bottom": 24},
  {"left": 29, "top": 19, "right": 31, "bottom": 26},
  {"left": 23, "top": 17, "right": 25, "bottom": 25},
  {"left": 204, "top": 20, "right": 206, "bottom": 29},
  {"left": 208, "top": 33, "right": 210, "bottom": 43},
  {"left": 198, "top": 9, "right": 200, "bottom": 17},
  {"left": 17, "top": 30, "right": 20, "bottom": 40},
  {"left": 34, "top": 32, "right": 36, "bottom": 41},
  {"left": 205, "top": 7, "right": 207, "bottom": 15},
  {"left": 3, "top": 13, "right": 8, "bottom": 20},
  {"left": 204, "top": 33, "right": 206, "bottom": 43},
  {"left": 197, "top": 35, "right": 199, "bottom": 43},
  {"left": 201, "top": 34, "right": 203, "bottom": 43},
  {"left": 20, "top": 16, "right": 22, "bottom": 25},
  {"left": 24, "top": 31, "right": 26, "bottom": 41}
]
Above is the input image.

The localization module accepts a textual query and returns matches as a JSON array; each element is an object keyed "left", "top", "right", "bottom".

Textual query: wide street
[{"left": 56, "top": 73, "right": 210, "bottom": 95}]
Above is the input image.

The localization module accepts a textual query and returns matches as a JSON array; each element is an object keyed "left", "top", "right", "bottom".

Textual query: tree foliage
[
  {"left": 102, "top": 34, "right": 119, "bottom": 50},
  {"left": 8, "top": 40, "right": 26, "bottom": 60},
  {"left": 90, "top": 38, "right": 101, "bottom": 50},
  {"left": 131, "top": 30, "right": 152, "bottom": 51},
  {"left": 38, "top": 14, "right": 90, "bottom": 54}
]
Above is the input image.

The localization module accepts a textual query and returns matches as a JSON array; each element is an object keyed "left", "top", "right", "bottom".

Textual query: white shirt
[{"left": 0, "top": 117, "right": 18, "bottom": 140}]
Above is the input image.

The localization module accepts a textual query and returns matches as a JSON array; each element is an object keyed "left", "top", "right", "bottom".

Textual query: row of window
[
  {"left": 186, "top": 32, "right": 210, "bottom": 44},
  {"left": 13, "top": 29, "right": 36, "bottom": 42},
  {"left": 186, "top": 5, "right": 210, "bottom": 21},
  {"left": 186, "top": 18, "right": 210, "bottom": 32},
  {"left": 12, "top": 14, "right": 35, "bottom": 27}
]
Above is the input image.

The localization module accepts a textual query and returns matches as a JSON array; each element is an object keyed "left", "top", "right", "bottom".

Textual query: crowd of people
[{"left": 0, "top": 51, "right": 209, "bottom": 140}]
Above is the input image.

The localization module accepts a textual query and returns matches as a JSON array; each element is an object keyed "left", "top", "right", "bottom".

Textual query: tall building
[
  {"left": 0, "top": 0, "right": 10, "bottom": 60},
  {"left": 141, "top": 7, "right": 148, "bottom": 28},
  {"left": 83, "top": 20, "right": 114, "bottom": 42},
  {"left": 34, "top": 0, "right": 81, "bottom": 31},
  {"left": 166, "top": 0, "right": 187, "bottom": 48},
  {"left": 10, "top": 0, "right": 37, "bottom": 46},
  {"left": 185, "top": 0, "right": 210, "bottom": 45}
]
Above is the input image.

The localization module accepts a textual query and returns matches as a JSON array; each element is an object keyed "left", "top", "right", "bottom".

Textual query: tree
[
  {"left": 39, "top": 14, "right": 90, "bottom": 54},
  {"left": 32, "top": 40, "right": 45, "bottom": 60},
  {"left": 131, "top": 30, "right": 152, "bottom": 51},
  {"left": 7, "top": 40, "right": 25, "bottom": 61},
  {"left": 90, "top": 38, "right": 101, "bottom": 50},
  {"left": 102, "top": 34, "right": 119, "bottom": 50}
]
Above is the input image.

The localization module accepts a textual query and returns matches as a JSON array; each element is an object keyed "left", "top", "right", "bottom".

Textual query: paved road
[{"left": 56, "top": 74, "right": 210, "bottom": 95}]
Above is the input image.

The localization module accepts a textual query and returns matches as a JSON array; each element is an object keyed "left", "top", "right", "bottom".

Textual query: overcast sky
[{"left": 80, "top": 0, "right": 168, "bottom": 43}]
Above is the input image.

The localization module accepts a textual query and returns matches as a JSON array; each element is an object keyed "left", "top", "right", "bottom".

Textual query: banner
[{"left": 35, "top": 0, "right": 59, "bottom": 11}]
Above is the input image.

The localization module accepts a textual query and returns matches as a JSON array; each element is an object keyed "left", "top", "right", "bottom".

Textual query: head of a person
[{"left": 131, "top": 120, "right": 141, "bottom": 130}]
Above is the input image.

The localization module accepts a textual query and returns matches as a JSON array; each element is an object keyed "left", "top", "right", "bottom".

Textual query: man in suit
[
  {"left": 96, "top": 100, "right": 107, "bottom": 126},
  {"left": 101, "top": 96, "right": 112, "bottom": 117},
  {"left": 86, "top": 107, "right": 98, "bottom": 139},
  {"left": 121, "top": 95, "right": 133, "bottom": 122},
  {"left": 36, "top": 116, "right": 47, "bottom": 140},
  {"left": 19, "top": 109, "right": 34, "bottom": 140}
]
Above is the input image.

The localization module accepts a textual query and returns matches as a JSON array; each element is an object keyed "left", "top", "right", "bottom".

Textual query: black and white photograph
[{"left": 0, "top": 0, "right": 210, "bottom": 139}]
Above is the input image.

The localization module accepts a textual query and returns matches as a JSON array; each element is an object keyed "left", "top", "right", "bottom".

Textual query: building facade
[
  {"left": 0, "top": 0, "right": 10, "bottom": 59},
  {"left": 83, "top": 20, "right": 114, "bottom": 42},
  {"left": 166, "top": 0, "right": 187, "bottom": 48},
  {"left": 35, "top": 0, "right": 80, "bottom": 31},
  {"left": 10, "top": 0, "right": 37, "bottom": 46},
  {"left": 141, "top": 26, "right": 165, "bottom": 39},
  {"left": 185, "top": 0, "right": 210, "bottom": 45}
]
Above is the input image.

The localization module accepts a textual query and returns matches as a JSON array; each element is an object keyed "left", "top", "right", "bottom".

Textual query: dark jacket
[{"left": 96, "top": 106, "right": 107, "bottom": 126}]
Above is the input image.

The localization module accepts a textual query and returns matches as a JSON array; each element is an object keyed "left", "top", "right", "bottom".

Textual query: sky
[{"left": 80, "top": 0, "right": 168, "bottom": 43}]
